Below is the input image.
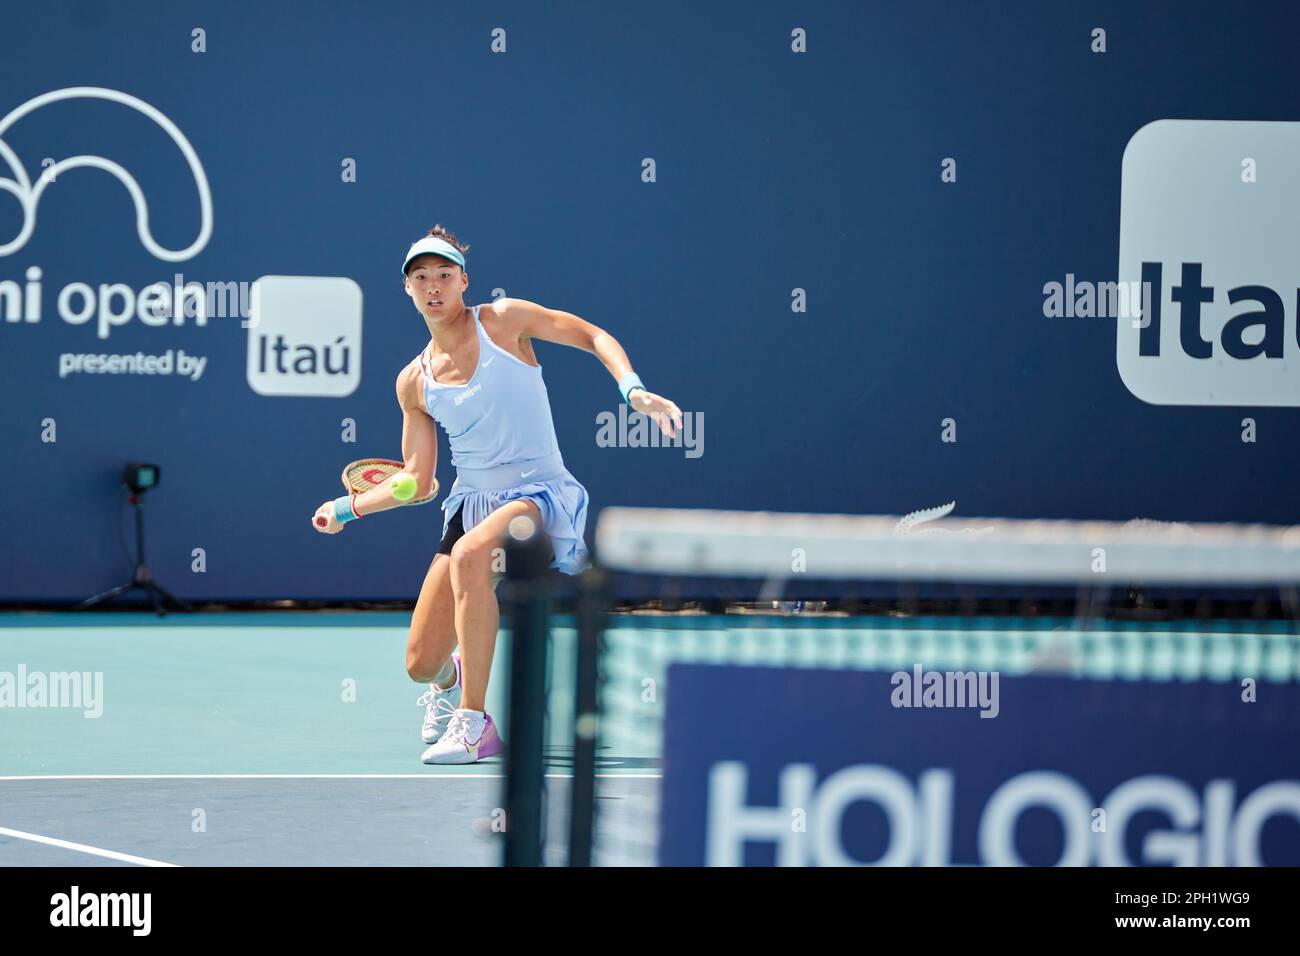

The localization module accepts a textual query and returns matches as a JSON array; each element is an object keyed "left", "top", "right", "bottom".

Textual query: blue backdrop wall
[{"left": 1, "top": 1, "right": 1297, "bottom": 601}]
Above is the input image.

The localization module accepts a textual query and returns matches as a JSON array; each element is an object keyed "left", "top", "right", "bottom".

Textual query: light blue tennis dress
[{"left": 419, "top": 304, "right": 590, "bottom": 575}]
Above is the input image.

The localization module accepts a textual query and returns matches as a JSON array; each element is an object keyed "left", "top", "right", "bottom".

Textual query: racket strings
[{"left": 344, "top": 459, "right": 436, "bottom": 505}]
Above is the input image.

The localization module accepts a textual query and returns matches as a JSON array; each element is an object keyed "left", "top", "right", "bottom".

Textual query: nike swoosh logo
[
  {"left": 520, "top": 468, "right": 538, "bottom": 478},
  {"left": 482, "top": 357, "right": 494, "bottom": 367}
]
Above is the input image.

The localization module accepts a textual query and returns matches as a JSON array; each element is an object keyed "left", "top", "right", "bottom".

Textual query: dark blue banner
[
  {"left": 660, "top": 664, "right": 1300, "bottom": 865},
  {"left": 2, "top": 1, "right": 1299, "bottom": 600}
]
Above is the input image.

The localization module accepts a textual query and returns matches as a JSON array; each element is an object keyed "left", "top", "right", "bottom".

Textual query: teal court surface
[
  {"left": 0, "top": 612, "right": 657, "bottom": 867},
  {"left": 4, "top": 609, "right": 1296, "bottom": 866}
]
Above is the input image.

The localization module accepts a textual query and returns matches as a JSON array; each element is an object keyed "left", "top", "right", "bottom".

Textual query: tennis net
[{"left": 565, "top": 506, "right": 1300, "bottom": 867}]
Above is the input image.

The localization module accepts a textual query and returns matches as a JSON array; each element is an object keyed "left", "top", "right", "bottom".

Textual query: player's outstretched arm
[
  {"left": 311, "top": 361, "right": 439, "bottom": 534},
  {"left": 498, "top": 297, "right": 684, "bottom": 438}
]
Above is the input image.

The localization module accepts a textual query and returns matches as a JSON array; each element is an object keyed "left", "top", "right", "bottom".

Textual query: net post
[
  {"left": 502, "top": 515, "right": 552, "bottom": 867},
  {"left": 568, "top": 566, "right": 606, "bottom": 866}
]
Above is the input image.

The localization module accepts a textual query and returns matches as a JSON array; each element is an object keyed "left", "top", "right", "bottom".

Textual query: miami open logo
[
  {"left": 0, "top": 86, "right": 361, "bottom": 398},
  {"left": 0, "top": 86, "right": 212, "bottom": 261}
]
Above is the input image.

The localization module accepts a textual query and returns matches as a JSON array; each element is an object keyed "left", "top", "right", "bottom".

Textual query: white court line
[
  {"left": 0, "top": 825, "right": 178, "bottom": 867},
  {"left": 0, "top": 773, "right": 663, "bottom": 781}
]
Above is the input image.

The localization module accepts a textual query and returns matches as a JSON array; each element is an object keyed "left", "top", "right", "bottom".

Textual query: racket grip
[{"left": 315, "top": 514, "right": 329, "bottom": 528}]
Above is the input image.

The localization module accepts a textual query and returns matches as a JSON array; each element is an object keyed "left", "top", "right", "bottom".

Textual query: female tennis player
[{"left": 311, "top": 225, "right": 682, "bottom": 764}]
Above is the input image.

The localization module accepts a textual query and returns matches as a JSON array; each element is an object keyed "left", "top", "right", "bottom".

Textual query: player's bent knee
[
  {"left": 405, "top": 638, "right": 433, "bottom": 679},
  {"left": 448, "top": 537, "right": 493, "bottom": 587},
  {"left": 406, "top": 639, "right": 451, "bottom": 681},
  {"left": 405, "top": 650, "right": 427, "bottom": 682},
  {"left": 406, "top": 613, "right": 455, "bottom": 680}
]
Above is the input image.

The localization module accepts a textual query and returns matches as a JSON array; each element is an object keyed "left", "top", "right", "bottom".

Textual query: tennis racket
[{"left": 314, "top": 458, "right": 438, "bottom": 528}]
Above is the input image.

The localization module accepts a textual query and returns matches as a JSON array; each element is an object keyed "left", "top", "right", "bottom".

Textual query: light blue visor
[{"left": 402, "top": 237, "right": 466, "bottom": 275}]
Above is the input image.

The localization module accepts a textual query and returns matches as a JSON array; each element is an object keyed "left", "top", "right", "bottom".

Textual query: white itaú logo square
[
  {"left": 245, "top": 276, "right": 362, "bottom": 397},
  {"left": 1117, "top": 120, "right": 1300, "bottom": 406}
]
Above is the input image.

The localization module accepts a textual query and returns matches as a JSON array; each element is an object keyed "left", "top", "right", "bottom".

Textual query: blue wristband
[
  {"left": 332, "top": 494, "right": 358, "bottom": 523},
  {"left": 618, "top": 372, "right": 645, "bottom": 404}
]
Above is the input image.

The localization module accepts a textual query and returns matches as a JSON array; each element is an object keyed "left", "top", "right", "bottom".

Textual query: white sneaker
[
  {"left": 416, "top": 652, "right": 462, "bottom": 744},
  {"left": 421, "top": 709, "right": 503, "bottom": 765}
]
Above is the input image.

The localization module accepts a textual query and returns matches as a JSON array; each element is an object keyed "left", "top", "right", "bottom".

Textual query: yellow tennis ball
[{"left": 390, "top": 472, "right": 417, "bottom": 501}]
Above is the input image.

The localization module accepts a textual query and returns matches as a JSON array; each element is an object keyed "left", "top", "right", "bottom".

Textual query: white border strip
[
  {"left": 0, "top": 773, "right": 662, "bottom": 781},
  {"left": 0, "top": 825, "right": 178, "bottom": 867},
  {"left": 596, "top": 507, "right": 1300, "bottom": 584}
]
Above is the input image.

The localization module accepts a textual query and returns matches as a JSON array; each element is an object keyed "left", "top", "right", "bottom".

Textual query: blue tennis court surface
[
  {"left": 0, "top": 612, "right": 655, "bottom": 866},
  {"left": 6, "top": 610, "right": 1297, "bottom": 866}
]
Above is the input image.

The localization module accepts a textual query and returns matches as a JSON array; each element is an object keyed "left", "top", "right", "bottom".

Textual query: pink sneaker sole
[{"left": 476, "top": 714, "right": 504, "bottom": 759}]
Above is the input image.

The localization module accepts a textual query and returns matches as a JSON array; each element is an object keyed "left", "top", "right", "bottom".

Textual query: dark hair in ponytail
[{"left": 423, "top": 224, "right": 469, "bottom": 256}]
